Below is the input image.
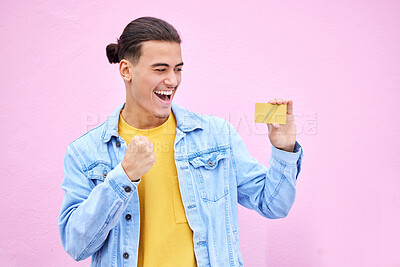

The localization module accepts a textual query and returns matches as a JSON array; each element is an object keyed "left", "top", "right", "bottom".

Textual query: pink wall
[{"left": 1, "top": 0, "right": 399, "bottom": 266}]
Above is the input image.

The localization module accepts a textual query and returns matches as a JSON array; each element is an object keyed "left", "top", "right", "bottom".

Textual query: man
[{"left": 58, "top": 17, "right": 303, "bottom": 267}]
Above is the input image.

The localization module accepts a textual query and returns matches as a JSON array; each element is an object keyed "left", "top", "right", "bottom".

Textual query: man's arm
[
  {"left": 58, "top": 144, "right": 138, "bottom": 261},
  {"left": 228, "top": 122, "right": 303, "bottom": 219}
]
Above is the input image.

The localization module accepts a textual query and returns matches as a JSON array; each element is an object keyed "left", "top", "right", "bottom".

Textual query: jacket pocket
[
  {"left": 87, "top": 161, "right": 112, "bottom": 186},
  {"left": 189, "top": 148, "right": 229, "bottom": 202}
]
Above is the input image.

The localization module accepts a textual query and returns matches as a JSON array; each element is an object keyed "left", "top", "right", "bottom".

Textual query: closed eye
[{"left": 155, "top": 69, "right": 166, "bottom": 72}]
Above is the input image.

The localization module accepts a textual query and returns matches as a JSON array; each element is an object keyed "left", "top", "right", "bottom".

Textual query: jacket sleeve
[
  {"left": 228, "top": 122, "right": 304, "bottom": 219},
  {"left": 58, "top": 143, "right": 139, "bottom": 261}
]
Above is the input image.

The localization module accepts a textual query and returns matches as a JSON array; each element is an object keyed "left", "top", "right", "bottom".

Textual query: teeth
[{"left": 155, "top": 90, "right": 173, "bottom": 95}]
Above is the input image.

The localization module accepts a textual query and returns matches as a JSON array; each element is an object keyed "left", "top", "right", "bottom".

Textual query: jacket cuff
[
  {"left": 271, "top": 141, "right": 303, "bottom": 166},
  {"left": 105, "top": 162, "right": 140, "bottom": 201}
]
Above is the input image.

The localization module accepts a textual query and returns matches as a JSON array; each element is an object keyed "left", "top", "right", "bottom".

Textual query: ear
[{"left": 119, "top": 59, "right": 132, "bottom": 82}]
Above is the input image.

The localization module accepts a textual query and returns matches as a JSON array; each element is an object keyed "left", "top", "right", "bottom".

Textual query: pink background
[{"left": 1, "top": 0, "right": 399, "bottom": 266}]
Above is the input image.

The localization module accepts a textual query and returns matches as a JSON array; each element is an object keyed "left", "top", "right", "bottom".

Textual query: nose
[{"left": 163, "top": 70, "right": 178, "bottom": 88}]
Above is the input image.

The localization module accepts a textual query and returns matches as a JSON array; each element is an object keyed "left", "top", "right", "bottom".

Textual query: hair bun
[{"left": 106, "top": 43, "right": 119, "bottom": 64}]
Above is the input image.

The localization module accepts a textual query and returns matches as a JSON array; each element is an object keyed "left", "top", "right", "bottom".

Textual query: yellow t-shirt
[{"left": 118, "top": 111, "right": 196, "bottom": 267}]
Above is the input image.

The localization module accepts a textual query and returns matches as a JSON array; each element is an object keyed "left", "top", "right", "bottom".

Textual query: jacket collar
[{"left": 101, "top": 102, "right": 203, "bottom": 143}]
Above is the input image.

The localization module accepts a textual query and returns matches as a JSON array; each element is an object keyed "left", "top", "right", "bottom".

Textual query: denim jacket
[{"left": 58, "top": 102, "right": 304, "bottom": 266}]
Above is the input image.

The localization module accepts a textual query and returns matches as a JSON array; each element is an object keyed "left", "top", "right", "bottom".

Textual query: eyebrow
[{"left": 151, "top": 62, "right": 184, "bottom": 68}]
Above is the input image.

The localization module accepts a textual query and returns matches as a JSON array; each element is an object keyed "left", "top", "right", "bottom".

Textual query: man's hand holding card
[{"left": 255, "top": 98, "right": 297, "bottom": 152}]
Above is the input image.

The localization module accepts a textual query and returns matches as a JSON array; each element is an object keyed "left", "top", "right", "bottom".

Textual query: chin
[
  {"left": 154, "top": 109, "right": 171, "bottom": 119},
  {"left": 155, "top": 114, "right": 170, "bottom": 119}
]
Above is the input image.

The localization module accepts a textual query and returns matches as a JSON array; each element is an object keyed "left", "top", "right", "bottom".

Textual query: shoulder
[
  {"left": 66, "top": 120, "right": 109, "bottom": 167},
  {"left": 70, "top": 121, "right": 106, "bottom": 148},
  {"left": 173, "top": 102, "right": 232, "bottom": 135}
]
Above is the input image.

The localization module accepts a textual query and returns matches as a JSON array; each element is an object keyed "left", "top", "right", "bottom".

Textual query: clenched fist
[{"left": 121, "top": 136, "right": 156, "bottom": 182}]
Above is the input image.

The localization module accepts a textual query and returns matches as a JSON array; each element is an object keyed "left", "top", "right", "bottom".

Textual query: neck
[{"left": 121, "top": 102, "right": 169, "bottom": 129}]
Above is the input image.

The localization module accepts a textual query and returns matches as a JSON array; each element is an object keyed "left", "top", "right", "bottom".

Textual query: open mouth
[{"left": 154, "top": 90, "right": 173, "bottom": 102}]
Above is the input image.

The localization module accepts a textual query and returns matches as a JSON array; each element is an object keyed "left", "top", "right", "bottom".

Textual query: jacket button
[
  {"left": 123, "top": 252, "right": 129, "bottom": 259},
  {"left": 197, "top": 241, "right": 207, "bottom": 246},
  {"left": 125, "top": 214, "right": 131, "bottom": 220},
  {"left": 124, "top": 186, "right": 131, "bottom": 193},
  {"left": 102, "top": 172, "right": 107, "bottom": 178},
  {"left": 207, "top": 160, "right": 214, "bottom": 167},
  {"left": 116, "top": 141, "right": 121, "bottom": 147}
]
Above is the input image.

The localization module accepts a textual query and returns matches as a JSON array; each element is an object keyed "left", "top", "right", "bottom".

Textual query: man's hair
[{"left": 106, "top": 17, "right": 181, "bottom": 65}]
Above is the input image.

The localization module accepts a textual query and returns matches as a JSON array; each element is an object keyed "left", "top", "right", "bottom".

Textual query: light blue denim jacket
[{"left": 58, "top": 102, "right": 303, "bottom": 266}]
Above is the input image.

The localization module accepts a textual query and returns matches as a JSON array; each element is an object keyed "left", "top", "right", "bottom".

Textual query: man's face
[{"left": 127, "top": 40, "right": 183, "bottom": 122}]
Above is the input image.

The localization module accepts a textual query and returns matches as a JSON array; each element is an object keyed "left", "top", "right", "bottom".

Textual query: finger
[
  {"left": 148, "top": 141, "right": 153, "bottom": 149},
  {"left": 268, "top": 123, "right": 279, "bottom": 130},
  {"left": 277, "top": 98, "right": 289, "bottom": 105},
  {"left": 269, "top": 98, "right": 278, "bottom": 104},
  {"left": 136, "top": 141, "right": 146, "bottom": 152},
  {"left": 147, "top": 142, "right": 154, "bottom": 152},
  {"left": 269, "top": 98, "right": 288, "bottom": 105},
  {"left": 287, "top": 100, "right": 294, "bottom": 115},
  {"left": 131, "top": 135, "right": 144, "bottom": 144},
  {"left": 137, "top": 135, "right": 149, "bottom": 141}
]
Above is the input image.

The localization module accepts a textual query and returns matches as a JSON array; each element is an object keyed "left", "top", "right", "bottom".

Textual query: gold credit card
[{"left": 255, "top": 103, "right": 287, "bottom": 124}]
